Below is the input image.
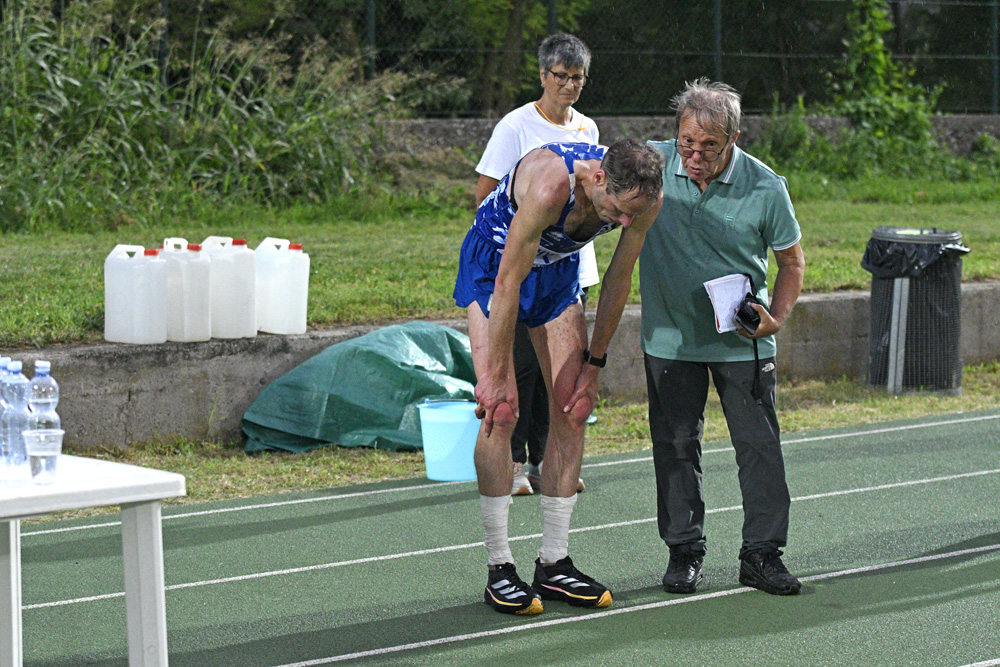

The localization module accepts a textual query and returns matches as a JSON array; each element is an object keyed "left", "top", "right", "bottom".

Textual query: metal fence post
[
  {"left": 159, "top": 0, "right": 169, "bottom": 88},
  {"left": 713, "top": 0, "right": 723, "bottom": 81},
  {"left": 366, "top": 0, "right": 376, "bottom": 80},
  {"left": 992, "top": 0, "right": 998, "bottom": 114}
]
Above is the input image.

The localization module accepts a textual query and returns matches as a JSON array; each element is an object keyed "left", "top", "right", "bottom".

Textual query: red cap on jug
[
  {"left": 188, "top": 243, "right": 202, "bottom": 251},
  {"left": 233, "top": 239, "right": 247, "bottom": 246},
  {"left": 144, "top": 248, "right": 159, "bottom": 256},
  {"left": 290, "top": 243, "right": 303, "bottom": 250}
]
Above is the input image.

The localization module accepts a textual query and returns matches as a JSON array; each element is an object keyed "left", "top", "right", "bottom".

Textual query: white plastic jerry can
[
  {"left": 162, "top": 237, "right": 211, "bottom": 342},
  {"left": 202, "top": 236, "right": 256, "bottom": 338},
  {"left": 255, "top": 237, "right": 310, "bottom": 335},
  {"left": 104, "top": 245, "right": 167, "bottom": 344}
]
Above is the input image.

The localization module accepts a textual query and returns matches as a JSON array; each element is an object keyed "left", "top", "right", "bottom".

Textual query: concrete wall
[
  {"left": 387, "top": 114, "right": 1000, "bottom": 156},
  {"left": 15, "top": 282, "right": 1000, "bottom": 449}
]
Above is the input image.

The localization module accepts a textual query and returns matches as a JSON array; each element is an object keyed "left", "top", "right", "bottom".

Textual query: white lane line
[
  {"left": 960, "top": 660, "right": 1000, "bottom": 667},
  {"left": 23, "top": 468, "right": 1000, "bottom": 611},
  {"left": 22, "top": 479, "right": 469, "bottom": 536},
  {"left": 23, "top": 411, "right": 1000, "bottom": 537},
  {"left": 587, "top": 412, "right": 1000, "bottom": 469},
  {"left": 269, "top": 543, "right": 1000, "bottom": 666},
  {"left": 782, "top": 412, "right": 1000, "bottom": 444}
]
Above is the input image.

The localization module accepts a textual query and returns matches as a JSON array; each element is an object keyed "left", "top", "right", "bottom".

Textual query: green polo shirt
[{"left": 640, "top": 139, "right": 801, "bottom": 362}]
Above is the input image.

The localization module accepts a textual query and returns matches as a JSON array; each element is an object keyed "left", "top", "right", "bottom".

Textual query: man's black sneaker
[
  {"left": 484, "top": 563, "right": 543, "bottom": 615},
  {"left": 662, "top": 551, "right": 704, "bottom": 594},
  {"left": 532, "top": 556, "right": 612, "bottom": 608},
  {"left": 739, "top": 550, "right": 802, "bottom": 595}
]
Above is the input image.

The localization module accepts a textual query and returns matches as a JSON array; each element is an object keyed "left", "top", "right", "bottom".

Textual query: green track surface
[{"left": 20, "top": 410, "right": 1000, "bottom": 666}]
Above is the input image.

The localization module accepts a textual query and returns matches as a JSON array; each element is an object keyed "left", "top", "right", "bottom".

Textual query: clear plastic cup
[{"left": 22, "top": 429, "right": 64, "bottom": 485}]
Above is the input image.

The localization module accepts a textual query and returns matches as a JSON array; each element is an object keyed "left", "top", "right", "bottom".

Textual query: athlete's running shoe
[
  {"left": 524, "top": 461, "right": 585, "bottom": 493},
  {"left": 532, "top": 556, "right": 612, "bottom": 608},
  {"left": 484, "top": 563, "right": 543, "bottom": 615},
  {"left": 511, "top": 462, "right": 533, "bottom": 496}
]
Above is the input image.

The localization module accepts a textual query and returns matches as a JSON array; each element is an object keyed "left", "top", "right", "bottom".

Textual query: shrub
[
  {"left": 754, "top": 0, "right": 998, "bottom": 182},
  {"left": 0, "top": 0, "right": 446, "bottom": 233}
]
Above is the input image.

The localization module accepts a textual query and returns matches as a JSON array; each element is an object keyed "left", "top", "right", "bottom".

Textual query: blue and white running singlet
[
  {"left": 453, "top": 142, "right": 615, "bottom": 327},
  {"left": 472, "top": 142, "right": 619, "bottom": 266}
]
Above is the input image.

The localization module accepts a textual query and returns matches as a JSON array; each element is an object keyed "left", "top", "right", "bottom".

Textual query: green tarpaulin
[{"left": 242, "top": 322, "right": 476, "bottom": 453}]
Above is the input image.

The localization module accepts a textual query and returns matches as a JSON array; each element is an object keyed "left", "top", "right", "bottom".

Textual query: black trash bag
[
  {"left": 242, "top": 321, "right": 476, "bottom": 453},
  {"left": 861, "top": 226, "right": 970, "bottom": 279}
]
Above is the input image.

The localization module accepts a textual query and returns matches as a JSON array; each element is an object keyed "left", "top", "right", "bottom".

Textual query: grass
[{"left": 1, "top": 171, "right": 999, "bottom": 349}]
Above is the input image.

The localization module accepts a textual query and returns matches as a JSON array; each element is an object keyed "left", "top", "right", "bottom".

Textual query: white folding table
[{"left": 0, "top": 455, "right": 186, "bottom": 666}]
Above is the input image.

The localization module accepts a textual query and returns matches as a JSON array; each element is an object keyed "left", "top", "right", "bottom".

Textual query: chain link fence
[{"left": 149, "top": 0, "right": 1000, "bottom": 116}]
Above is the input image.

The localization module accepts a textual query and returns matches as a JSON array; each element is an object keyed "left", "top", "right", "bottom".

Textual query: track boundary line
[
  {"left": 268, "top": 543, "right": 1000, "bottom": 666},
  {"left": 23, "top": 467, "right": 1000, "bottom": 611},
  {"left": 22, "top": 411, "right": 1000, "bottom": 538}
]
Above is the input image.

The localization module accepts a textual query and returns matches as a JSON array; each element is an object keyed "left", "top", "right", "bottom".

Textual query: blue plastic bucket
[{"left": 418, "top": 400, "right": 479, "bottom": 482}]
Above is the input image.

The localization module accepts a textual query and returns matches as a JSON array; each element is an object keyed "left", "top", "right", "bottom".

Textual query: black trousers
[
  {"left": 644, "top": 354, "right": 790, "bottom": 558},
  {"left": 510, "top": 319, "right": 547, "bottom": 466},
  {"left": 510, "top": 288, "right": 589, "bottom": 466}
]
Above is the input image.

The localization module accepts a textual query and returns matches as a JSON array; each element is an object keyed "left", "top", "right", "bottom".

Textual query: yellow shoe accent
[
  {"left": 515, "top": 597, "right": 544, "bottom": 615},
  {"left": 594, "top": 589, "right": 612, "bottom": 608}
]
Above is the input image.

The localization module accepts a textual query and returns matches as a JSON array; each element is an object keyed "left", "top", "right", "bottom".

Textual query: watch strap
[{"left": 583, "top": 349, "right": 607, "bottom": 368}]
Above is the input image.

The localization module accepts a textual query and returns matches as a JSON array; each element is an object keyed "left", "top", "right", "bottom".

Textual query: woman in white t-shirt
[{"left": 474, "top": 33, "right": 597, "bottom": 497}]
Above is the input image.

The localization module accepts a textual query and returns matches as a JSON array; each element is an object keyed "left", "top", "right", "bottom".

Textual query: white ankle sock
[
  {"left": 480, "top": 495, "right": 514, "bottom": 566},
  {"left": 538, "top": 494, "right": 577, "bottom": 564}
]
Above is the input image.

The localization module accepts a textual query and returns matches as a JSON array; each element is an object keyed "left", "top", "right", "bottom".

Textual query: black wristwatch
[{"left": 583, "top": 349, "right": 607, "bottom": 368}]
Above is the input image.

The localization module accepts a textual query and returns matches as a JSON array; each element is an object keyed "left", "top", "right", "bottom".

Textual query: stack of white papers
[{"left": 704, "top": 274, "right": 751, "bottom": 333}]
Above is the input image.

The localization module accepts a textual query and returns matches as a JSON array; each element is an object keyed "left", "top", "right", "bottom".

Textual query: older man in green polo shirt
[{"left": 641, "top": 78, "right": 806, "bottom": 597}]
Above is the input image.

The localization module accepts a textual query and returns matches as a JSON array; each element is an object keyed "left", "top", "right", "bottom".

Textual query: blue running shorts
[{"left": 454, "top": 228, "right": 582, "bottom": 328}]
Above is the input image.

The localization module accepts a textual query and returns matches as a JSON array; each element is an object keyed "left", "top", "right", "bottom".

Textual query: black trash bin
[{"left": 861, "top": 226, "right": 970, "bottom": 394}]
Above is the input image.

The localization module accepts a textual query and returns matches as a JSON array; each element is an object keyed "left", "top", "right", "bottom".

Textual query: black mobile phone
[{"left": 735, "top": 293, "right": 761, "bottom": 335}]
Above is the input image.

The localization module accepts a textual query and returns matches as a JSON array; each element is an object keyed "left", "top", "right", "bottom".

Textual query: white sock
[
  {"left": 538, "top": 494, "right": 578, "bottom": 564},
  {"left": 480, "top": 495, "right": 514, "bottom": 566}
]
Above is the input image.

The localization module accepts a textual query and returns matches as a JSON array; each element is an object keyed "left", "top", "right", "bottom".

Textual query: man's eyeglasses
[
  {"left": 675, "top": 141, "right": 728, "bottom": 163},
  {"left": 546, "top": 69, "right": 587, "bottom": 87}
]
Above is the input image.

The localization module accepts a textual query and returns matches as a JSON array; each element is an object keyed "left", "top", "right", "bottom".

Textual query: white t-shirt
[{"left": 476, "top": 102, "right": 601, "bottom": 288}]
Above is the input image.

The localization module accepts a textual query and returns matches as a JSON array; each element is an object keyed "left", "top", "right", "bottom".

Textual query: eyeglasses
[
  {"left": 675, "top": 141, "right": 729, "bottom": 163},
  {"left": 546, "top": 69, "right": 587, "bottom": 87}
]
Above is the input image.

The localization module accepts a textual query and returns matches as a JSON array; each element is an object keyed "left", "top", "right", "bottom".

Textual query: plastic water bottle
[
  {"left": 0, "top": 357, "right": 10, "bottom": 434},
  {"left": 29, "top": 360, "right": 61, "bottom": 431},
  {"left": 0, "top": 361, "right": 32, "bottom": 478}
]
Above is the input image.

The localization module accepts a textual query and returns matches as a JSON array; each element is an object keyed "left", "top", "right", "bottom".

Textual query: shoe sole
[
  {"left": 738, "top": 572, "right": 801, "bottom": 596},
  {"left": 512, "top": 484, "right": 533, "bottom": 496},
  {"left": 484, "top": 588, "right": 544, "bottom": 614},
  {"left": 535, "top": 584, "right": 613, "bottom": 608},
  {"left": 663, "top": 572, "right": 703, "bottom": 594}
]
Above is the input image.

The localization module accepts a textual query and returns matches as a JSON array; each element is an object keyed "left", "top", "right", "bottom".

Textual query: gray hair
[
  {"left": 671, "top": 77, "right": 742, "bottom": 138},
  {"left": 602, "top": 139, "right": 664, "bottom": 202},
  {"left": 538, "top": 33, "right": 591, "bottom": 74}
]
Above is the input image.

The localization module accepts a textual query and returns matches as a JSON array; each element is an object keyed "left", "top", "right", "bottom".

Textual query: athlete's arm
[
  {"left": 563, "top": 191, "right": 663, "bottom": 414},
  {"left": 476, "top": 151, "right": 569, "bottom": 435}
]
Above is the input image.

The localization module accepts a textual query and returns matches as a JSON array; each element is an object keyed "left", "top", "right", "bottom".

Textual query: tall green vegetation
[
  {"left": 0, "top": 0, "right": 431, "bottom": 233},
  {"left": 756, "top": 0, "right": 1000, "bottom": 180}
]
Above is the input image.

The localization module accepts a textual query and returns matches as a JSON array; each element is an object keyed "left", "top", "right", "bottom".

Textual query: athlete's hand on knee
[
  {"left": 475, "top": 376, "right": 518, "bottom": 437},
  {"left": 476, "top": 400, "right": 517, "bottom": 437},
  {"left": 562, "top": 365, "right": 598, "bottom": 417}
]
